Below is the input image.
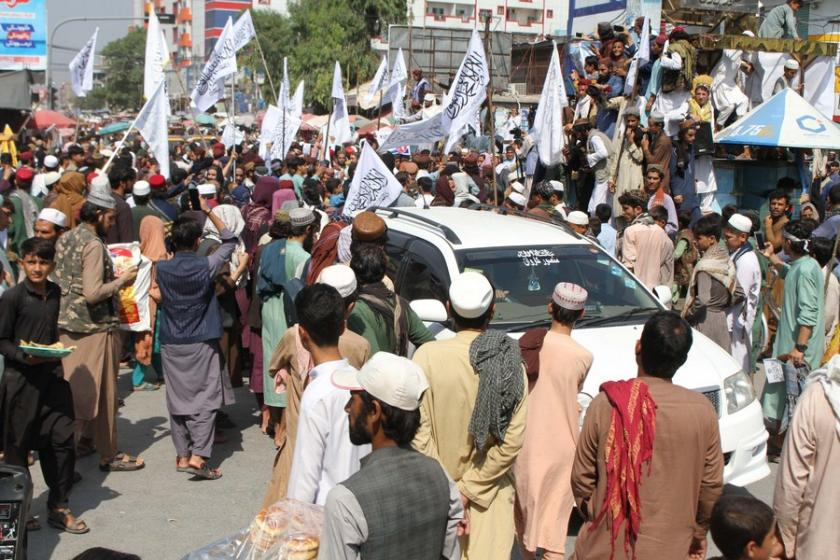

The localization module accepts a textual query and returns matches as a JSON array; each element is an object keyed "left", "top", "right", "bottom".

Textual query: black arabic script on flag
[{"left": 348, "top": 169, "right": 389, "bottom": 213}]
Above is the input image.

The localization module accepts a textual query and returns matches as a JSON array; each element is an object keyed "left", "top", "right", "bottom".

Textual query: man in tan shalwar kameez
[
  {"left": 54, "top": 180, "right": 145, "bottom": 471},
  {"left": 261, "top": 265, "right": 370, "bottom": 508},
  {"left": 514, "top": 283, "right": 593, "bottom": 559},
  {"left": 571, "top": 312, "right": 723, "bottom": 560},
  {"left": 774, "top": 355, "right": 840, "bottom": 559},
  {"left": 413, "top": 271, "right": 528, "bottom": 560},
  {"left": 619, "top": 193, "right": 674, "bottom": 290}
]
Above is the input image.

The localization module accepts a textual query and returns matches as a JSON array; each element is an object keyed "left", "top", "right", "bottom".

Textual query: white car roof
[{"left": 375, "top": 207, "right": 587, "bottom": 250}]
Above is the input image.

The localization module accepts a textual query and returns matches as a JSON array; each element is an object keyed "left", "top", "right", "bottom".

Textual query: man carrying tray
[{"left": 0, "top": 237, "right": 88, "bottom": 534}]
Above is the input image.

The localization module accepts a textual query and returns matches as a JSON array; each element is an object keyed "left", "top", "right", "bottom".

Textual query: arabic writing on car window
[{"left": 517, "top": 249, "right": 559, "bottom": 267}]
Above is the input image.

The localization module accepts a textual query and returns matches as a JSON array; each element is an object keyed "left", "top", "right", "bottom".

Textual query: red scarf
[{"left": 591, "top": 379, "right": 657, "bottom": 560}]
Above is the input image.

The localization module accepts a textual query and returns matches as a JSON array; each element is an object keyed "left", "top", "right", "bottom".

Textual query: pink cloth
[{"left": 271, "top": 180, "right": 298, "bottom": 214}]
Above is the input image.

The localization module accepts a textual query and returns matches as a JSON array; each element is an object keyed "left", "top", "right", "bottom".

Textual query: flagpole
[
  {"left": 483, "top": 14, "right": 497, "bottom": 207},
  {"left": 231, "top": 71, "right": 237, "bottom": 181},
  {"left": 253, "top": 34, "right": 278, "bottom": 105},
  {"left": 376, "top": 90, "right": 383, "bottom": 130},
  {"left": 322, "top": 100, "right": 334, "bottom": 161},
  {"left": 101, "top": 113, "right": 143, "bottom": 175}
]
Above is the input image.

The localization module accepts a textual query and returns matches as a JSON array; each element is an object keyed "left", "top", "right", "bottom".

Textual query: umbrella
[
  {"left": 31, "top": 110, "right": 75, "bottom": 129},
  {"left": 97, "top": 121, "right": 132, "bottom": 136},
  {"left": 716, "top": 88, "right": 840, "bottom": 149}
]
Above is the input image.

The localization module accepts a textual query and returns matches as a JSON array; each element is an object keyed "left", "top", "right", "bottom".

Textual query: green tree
[
  {"left": 240, "top": 9, "right": 293, "bottom": 104},
  {"left": 98, "top": 27, "right": 146, "bottom": 110},
  {"left": 348, "top": 0, "right": 407, "bottom": 37}
]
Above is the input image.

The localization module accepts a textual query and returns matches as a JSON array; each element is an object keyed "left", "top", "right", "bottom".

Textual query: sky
[{"left": 47, "top": 0, "right": 133, "bottom": 85}]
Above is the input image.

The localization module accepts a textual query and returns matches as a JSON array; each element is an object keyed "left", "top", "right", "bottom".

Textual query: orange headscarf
[
  {"left": 139, "top": 215, "right": 168, "bottom": 262},
  {"left": 49, "top": 171, "right": 86, "bottom": 229}
]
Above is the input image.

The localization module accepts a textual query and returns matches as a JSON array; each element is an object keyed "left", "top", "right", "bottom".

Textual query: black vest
[{"left": 342, "top": 446, "right": 451, "bottom": 560}]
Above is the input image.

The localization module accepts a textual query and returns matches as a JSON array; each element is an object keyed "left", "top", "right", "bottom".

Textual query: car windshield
[{"left": 456, "top": 244, "right": 661, "bottom": 329}]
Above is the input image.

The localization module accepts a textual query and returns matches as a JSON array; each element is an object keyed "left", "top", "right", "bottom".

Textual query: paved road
[{"left": 29, "top": 370, "right": 777, "bottom": 559}]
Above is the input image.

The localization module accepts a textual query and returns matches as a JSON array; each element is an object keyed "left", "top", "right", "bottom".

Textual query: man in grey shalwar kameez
[{"left": 156, "top": 200, "right": 236, "bottom": 479}]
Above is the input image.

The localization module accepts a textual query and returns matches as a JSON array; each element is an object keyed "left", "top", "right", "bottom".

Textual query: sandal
[
  {"left": 185, "top": 462, "right": 222, "bottom": 480},
  {"left": 26, "top": 517, "right": 41, "bottom": 531},
  {"left": 176, "top": 457, "right": 190, "bottom": 473},
  {"left": 47, "top": 509, "right": 89, "bottom": 534},
  {"left": 99, "top": 452, "right": 145, "bottom": 472},
  {"left": 132, "top": 382, "right": 160, "bottom": 392}
]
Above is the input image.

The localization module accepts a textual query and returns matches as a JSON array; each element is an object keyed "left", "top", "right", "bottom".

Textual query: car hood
[{"left": 564, "top": 323, "right": 741, "bottom": 397}]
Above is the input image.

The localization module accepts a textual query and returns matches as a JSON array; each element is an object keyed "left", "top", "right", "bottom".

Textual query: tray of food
[{"left": 18, "top": 340, "right": 76, "bottom": 359}]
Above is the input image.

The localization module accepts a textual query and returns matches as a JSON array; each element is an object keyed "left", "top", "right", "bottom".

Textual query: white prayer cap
[
  {"left": 133, "top": 180, "right": 151, "bottom": 196},
  {"left": 416, "top": 169, "right": 430, "bottom": 180},
  {"left": 332, "top": 352, "right": 429, "bottom": 411},
  {"left": 337, "top": 226, "right": 353, "bottom": 264},
  {"left": 37, "top": 208, "right": 67, "bottom": 229},
  {"left": 197, "top": 183, "right": 216, "bottom": 196},
  {"left": 511, "top": 181, "right": 525, "bottom": 194},
  {"left": 44, "top": 155, "right": 60, "bottom": 169},
  {"left": 87, "top": 177, "right": 116, "bottom": 210},
  {"left": 567, "top": 210, "right": 589, "bottom": 226},
  {"left": 549, "top": 180, "right": 565, "bottom": 193},
  {"left": 290, "top": 207, "right": 315, "bottom": 227},
  {"left": 727, "top": 213, "right": 753, "bottom": 234},
  {"left": 742, "top": 30, "right": 755, "bottom": 38},
  {"left": 552, "top": 282, "right": 588, "bottom": 311},
  {"left": 508, "top": 192, "right": 527, "bottom": 208},
  {"left": 784, "top": 59, "right": 800, "bottom": 71},
  {"left": 449, "top": 271, "right": 493, "bottom": 319},
  {"left": 423, "top": 93, "right": 436, "bottom": 103},
  {"left": 43, "top": 171, "right": 61, "bottom": 187},
  {"left": 317, "top": 264, "right": 357, "bottom": 298},
  {"left": 100, "top": 149, "right": 114, "bottom": 158}
]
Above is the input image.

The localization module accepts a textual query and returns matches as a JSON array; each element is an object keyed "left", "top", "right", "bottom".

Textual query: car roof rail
[
  {"left": 472, "top": 203, "right": 582, "bottom": 239},
  {"left": 372, "top": 207, "right": 463, "bottom": 245}
]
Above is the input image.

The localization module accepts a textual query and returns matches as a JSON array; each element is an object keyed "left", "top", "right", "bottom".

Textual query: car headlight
[{"left": 724, "top": 371, "right": 755, "bottom": 414}]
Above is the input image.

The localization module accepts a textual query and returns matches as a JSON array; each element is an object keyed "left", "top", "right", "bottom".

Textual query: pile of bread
[{"left": 247, "top": 499, "right": 323, "bottom": 559}]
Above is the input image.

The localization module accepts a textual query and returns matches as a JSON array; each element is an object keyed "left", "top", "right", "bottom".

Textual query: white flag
[
  {"left": 378, "top": 112, "right": 447, "bottom": 153},
  {"left": 69, "top": 28, "right": 98, "bottom": 97},
  {"left": 144, "top": 11, "right": 169, "bottom": 99},
  {"left": 328, "top": 61, "right": 353, "bottom": 147},
  {"left": 221, "top": 122, "right": 244, "bottom": 149},
  {"left": 232, "top": 10, "right": 256, "bottom": 51},
  {"left": 135, "top": 81, "right": 171, "bottom": 179},
  {"left": 344, "top": 142, "right": 403, "bottom": 214},
  {"left": 190, "top": 17, "right": 237, "bottom": 112},
  {"left": 533, "top": 42, "right": 566, "bottom": 166},
  {"left": 624, "top": 17, "right": 650, "bottom": 96},
  {"left": 388, "top": 48, "right": 407, "bottom": 88},
  {"left": 291, "top": 80, "right": 304, "bottom": 118},
  {"left": 279, "top": 57, "right": 291, "bottom": 109},
  {"left": 259, "top": 104, "right": 281, "bottom": 159},
  {"left": 367, "top": 56, "right": 389, "bottom": 103},
  {"left": 442, "top": 30, "right": 490, "bottom": 153}
]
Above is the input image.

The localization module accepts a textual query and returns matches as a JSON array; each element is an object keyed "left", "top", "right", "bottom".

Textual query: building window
[
  {"left": 497, "top": 6, "right": 505, "bottom": 15},
  {"left": 506, "top": 7, "right": 516, "bottom": 21},
  {"left": 546, "top": 9, "right": 553, "bottom": 18}
]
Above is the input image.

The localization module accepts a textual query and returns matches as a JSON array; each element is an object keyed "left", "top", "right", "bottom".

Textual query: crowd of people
[{"left": 1, "top": 3, "right": 839, "bottom": 558}]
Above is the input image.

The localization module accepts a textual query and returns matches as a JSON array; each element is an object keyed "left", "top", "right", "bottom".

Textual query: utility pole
[
  {"left": 47, "top": 16, "right": 146, "bottom": 109},
  {"left": 483, "top": 14, "right": 498, "bottom": 207}
]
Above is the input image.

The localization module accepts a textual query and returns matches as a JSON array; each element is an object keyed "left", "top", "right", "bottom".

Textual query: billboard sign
[{"left": 0, "top": 0, "right": 47, "bottom": 71}]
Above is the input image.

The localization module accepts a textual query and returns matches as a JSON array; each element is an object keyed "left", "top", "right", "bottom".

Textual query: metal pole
[
  {"left": 253, "top": 33, "right": 278, "bottom": 105},
  {"left": 483, "top": 15, "right": 498, "bottom": 207},
  {"left": 47, "top": 16, "right": 146, "bottom": 110},
  {"left": 101, "top": 111, "right": 144, "bottom": 174},
  {"left": 376, "top": 90, "right": 383, "bottom": 130}
]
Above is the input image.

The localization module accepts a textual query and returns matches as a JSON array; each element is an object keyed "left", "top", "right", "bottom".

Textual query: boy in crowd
[
  {"left": 0, "top": 238, "right": 87, "bottom": 533},
  {"left": 709, "top": 494, "right": 783, "bottom": 560}
]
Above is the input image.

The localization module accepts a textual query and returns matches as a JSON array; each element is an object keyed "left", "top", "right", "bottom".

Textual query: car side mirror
[
  {"left": 410, "top": 299, "right": 448, "bottom": 323},
  {"left": 653, "top": 285, "right": 672, "bottom": 309}
]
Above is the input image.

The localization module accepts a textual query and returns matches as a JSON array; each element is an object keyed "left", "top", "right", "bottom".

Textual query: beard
[{"left": 348, "top": 411, "right": 372, "bottom": 446}]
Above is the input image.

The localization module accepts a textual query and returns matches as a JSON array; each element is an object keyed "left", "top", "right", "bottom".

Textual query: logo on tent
[{"left": 796, "top": 116, "right": 826, "bottom": 134}]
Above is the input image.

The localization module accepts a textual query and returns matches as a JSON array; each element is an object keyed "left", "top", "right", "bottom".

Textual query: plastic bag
[
  {"left": 182, "top": 499, "right": 323, "bottom": 560},
  {"left": 108, "top": 243, "right": 152, "bottom": 332}
]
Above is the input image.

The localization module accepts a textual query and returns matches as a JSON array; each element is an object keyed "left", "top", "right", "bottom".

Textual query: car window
[
  {"left": 456, "top": 244, "right": 659, "bottom": 328},
  {"left": 384, "top": 230, "right": 412, "bottom": 289},
  {"left": 398, "top": 239, "right": 450, "bottom": 303}
]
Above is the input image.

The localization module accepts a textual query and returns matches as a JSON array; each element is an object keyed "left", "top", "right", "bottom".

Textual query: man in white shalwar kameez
[
  {"left": 711, "top": 50, "right": 750, "bottom": 127},
  {"left": 724, "top": 214, "right": 762, "bottom": 373}
]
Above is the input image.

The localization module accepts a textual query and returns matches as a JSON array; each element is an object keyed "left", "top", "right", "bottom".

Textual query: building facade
[{"left": 408, "top": 0, "right": 566, "bottom": 37}]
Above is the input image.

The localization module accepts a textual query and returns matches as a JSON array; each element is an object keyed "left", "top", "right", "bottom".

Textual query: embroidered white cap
[
  {"left": 43, "top": 155, "right": 59, "bottom": 169},
  {"left": 508, "top": 192, "right": 527, "bottom": 208},
  {"left": 511, "top": 181, "right": 525, "bottom": 194},
  {"left": 37, "top": 208, "right": 67, "bottom": 228},
  {"left": 317, "top": 264, "right": 357, "bottom": 298},
  {"left": 784, "top": 59, "right": 800, "bottom": 71},
  {"left": 331, "top": 352, "right": 429, "bottom": 411},
  {"left": 43, "top": 171, "right": 61, "bottom": 187},
  {"left": 449, "top": 271, "right": 493, "bottom": 319},
  {"left": 552, "top": 282, "right": 588, "bottom": 310},
  {"left": 197, "top": 183, "right": 216, "bottom": 196},
  {"left": 549, "top": 180, "right": 565, "bottom": 193},
  {"left": 133, "top": 180, "right": 151, "bottom": 196},
  {"left": 727, "top": 213, "right": 753, "bottom": 234},
  {"left": 567, "top": 210, "right": 589, "bottom": 226},
  {"left": 88, "top": 175, "right": 116, "bottom": 209}
]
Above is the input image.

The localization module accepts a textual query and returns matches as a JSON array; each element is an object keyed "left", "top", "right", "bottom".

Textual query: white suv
[{"left": 375, "top": 206, "right": 770, "bottom": 486}]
